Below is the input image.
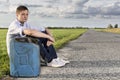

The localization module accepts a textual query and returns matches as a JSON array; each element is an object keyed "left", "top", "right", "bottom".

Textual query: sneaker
[
  {"left": 57, "top": 58, "right": 70, "bottom": 64},
  {"left": 47, "top": 59, "right": 65, "bottom": 67}
]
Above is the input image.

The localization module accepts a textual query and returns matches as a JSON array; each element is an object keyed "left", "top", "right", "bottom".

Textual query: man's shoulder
[{"left": 9, "top": 20, "right": 19, "bottom": 26}]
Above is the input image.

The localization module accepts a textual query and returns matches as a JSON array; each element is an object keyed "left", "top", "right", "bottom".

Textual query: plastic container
[{"left": 9, "top": 38, "right": 40, "bottom": 77}]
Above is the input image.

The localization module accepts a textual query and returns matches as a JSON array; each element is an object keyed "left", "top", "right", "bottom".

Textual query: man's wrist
[{"left": 47, "top": 35, "right": 50, "bottom": 39}]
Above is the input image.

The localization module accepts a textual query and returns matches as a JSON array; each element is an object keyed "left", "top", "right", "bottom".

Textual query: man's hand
[
  {"left": 47, "top": 40, "right": 53, "bottom": 46},
  {"left": 48, "top": 36, "right": 55, "bottom": 42}
]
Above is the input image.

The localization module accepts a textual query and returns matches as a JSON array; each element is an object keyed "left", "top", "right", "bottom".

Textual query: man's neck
[
  {"left": 19, "top": 21, "right": 24, "bottom": 26},
  {"left": 20, "top": 21, "right": 24, "bottom": 25},
  {"left": 16, "top": 19, "right": 25, "bottom": 25}
]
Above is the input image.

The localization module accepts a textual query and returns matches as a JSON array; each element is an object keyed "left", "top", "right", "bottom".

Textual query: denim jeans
[{"left": 38, "top": 31, "right": 57, "bottom": 63}]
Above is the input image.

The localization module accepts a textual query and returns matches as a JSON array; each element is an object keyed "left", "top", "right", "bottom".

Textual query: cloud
[
  {"left": 80, "top": 1, "right": 120, "bottom": 18},
  {"left": 0, "top": 0, "right": 120, "bottom": 19},
  {"left": 0, "top": 10, "right": 9, "bottom": 14},
  {"left": 101, "top": 2, "right": 120, "bottom": 15},
  {"left": 31, "top": 0, "right": 90, "bottom": 18},
  {"left": 6, "top": 0, "right": 9, "bottom": 3},
  {"left": 72, "top": 0, "right": 89, "bottom": 6},
  {"left": 0, "top": 0, "right": 9, "bottom": 14}
]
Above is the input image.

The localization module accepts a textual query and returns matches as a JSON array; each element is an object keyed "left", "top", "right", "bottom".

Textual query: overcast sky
[{"left": 0, "top": 0, "right": 120, "bottom": 19}]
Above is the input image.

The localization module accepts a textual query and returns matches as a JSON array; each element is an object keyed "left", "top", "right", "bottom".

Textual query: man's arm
[
  {"left": 23, "top": 29, "right": 55, "bottom": 42},
  {"left": 45, "top": 28, "right": 55, "bottom": 46},
  {"left": 45, "top": 28, "right": 53, "bottom": 37}
]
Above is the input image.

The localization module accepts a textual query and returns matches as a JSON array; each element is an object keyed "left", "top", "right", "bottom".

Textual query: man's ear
[
  {"left": 16, "top": 13, "right": 18, "bottom": 17},
  {"left": 16, "top": 12, "right": 19, "bottom": 17}
]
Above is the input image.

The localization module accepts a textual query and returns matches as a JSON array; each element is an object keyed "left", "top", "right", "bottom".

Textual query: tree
[
  {"left": 107, "top": 24, "right": 113, "bottom": 28},
  {"left": 114, "top": 24, "right": 118, "bottom": 28}
]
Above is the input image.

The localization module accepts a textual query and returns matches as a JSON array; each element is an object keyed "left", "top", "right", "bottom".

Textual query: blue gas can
[{"left": 9, "top": 38, "right": 40, "bottom": 77}]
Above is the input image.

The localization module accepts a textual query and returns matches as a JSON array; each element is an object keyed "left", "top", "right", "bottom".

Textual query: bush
[{"left": 107, "top": 24, "right": 113, "bottom": 29}]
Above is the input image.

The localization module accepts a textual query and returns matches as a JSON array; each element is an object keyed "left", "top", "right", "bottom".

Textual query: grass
[
  {"left": 0, "top": 28, "right": 87, "bottom": 78},
  {"left": 95, "top": 28, "right": 120, "bottom": 34},
  {"left": 103, "top": 28, "right": 120, "bottom": 34},
  {"left": 51, "top": 29, "right": 87, "bottom": 49},
  {"left": 0, "top": 29, "right": 9, "bottom": 78}
]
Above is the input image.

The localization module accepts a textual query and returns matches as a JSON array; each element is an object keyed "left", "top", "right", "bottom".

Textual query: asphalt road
[{"left": 9, "top": 29, "right": 120, "bottom": 80}]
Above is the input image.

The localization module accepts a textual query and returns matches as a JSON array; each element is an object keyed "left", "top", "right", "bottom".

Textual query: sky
[{"left": 0, "top": 0, "right": 120, "bottom": 28}]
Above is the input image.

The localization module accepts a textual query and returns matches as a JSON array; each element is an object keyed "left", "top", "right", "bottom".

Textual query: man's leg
[
  {"left": 42, "top": 36, "right": 57, "bottom": 59},
  {"left": 38, "top": 37, "right": 67, "bottom": 67},
  {"left": 45, "top": 45, "right": 57, "bottom": 59},
  {"left": 40, "top": 31, "right": 58, "bottom": 60},
  {"left": 38, "top": 39, "right": 53, "bottom": 63}
]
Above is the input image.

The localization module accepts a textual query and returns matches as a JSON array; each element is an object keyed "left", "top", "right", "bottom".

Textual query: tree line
[{"left": 107, "top": 24, "right": 119, "bottom": 28}]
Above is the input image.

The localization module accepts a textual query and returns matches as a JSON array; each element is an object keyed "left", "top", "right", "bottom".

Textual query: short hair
[{"left": 16, "top": 5, "right": 29, "bottom": 14}]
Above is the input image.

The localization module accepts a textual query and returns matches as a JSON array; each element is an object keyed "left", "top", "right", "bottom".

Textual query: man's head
[{"left": 16, "top": 5, "right": 29, "bottom": 23}]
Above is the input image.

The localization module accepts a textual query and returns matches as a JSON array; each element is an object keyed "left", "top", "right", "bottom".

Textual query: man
[{"left": 6, "top": 5, "right": 69, "bottom": 68}]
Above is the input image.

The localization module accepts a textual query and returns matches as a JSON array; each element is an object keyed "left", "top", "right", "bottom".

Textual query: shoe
[
  {"left": 47, "top": 59, "right": 65, "bottom": 67},
  {"left": 57, "top": 58, "right": 70, "bottom": 64}
]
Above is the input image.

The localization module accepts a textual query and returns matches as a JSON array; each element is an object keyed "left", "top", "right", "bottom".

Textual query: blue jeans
[{"left": 38, "top": 31, "right": 57, "bottom": 63}]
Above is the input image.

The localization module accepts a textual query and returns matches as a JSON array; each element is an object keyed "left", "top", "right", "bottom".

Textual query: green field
[{"left": 0, "top": 28, "right": 87, "bottom": 78}]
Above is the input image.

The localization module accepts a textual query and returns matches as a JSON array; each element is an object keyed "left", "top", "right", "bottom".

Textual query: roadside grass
[
  {"left": 52, "top": 29, "right": 87, "bottom": 49},
  {"left": 103, "top": 28, "right": 120, "bottom": 34},
  {"left": 95, "top": 28, "right": 120, "bottom": 34},
  {"left": 0, "top": 28, "right": 87, "bottom": 78},
  {"left": 0, "top": 29, "right": 9, "bottom": 78}
]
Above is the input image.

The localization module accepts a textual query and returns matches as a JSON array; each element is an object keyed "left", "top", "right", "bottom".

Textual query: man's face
[{"left": 16, "top": 10, "right": 29, "bottom": 23}]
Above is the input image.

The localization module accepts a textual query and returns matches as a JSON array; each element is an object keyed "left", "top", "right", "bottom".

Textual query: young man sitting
[{"left": 6, "top": 5, "right": 69, "bottom": 68}]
